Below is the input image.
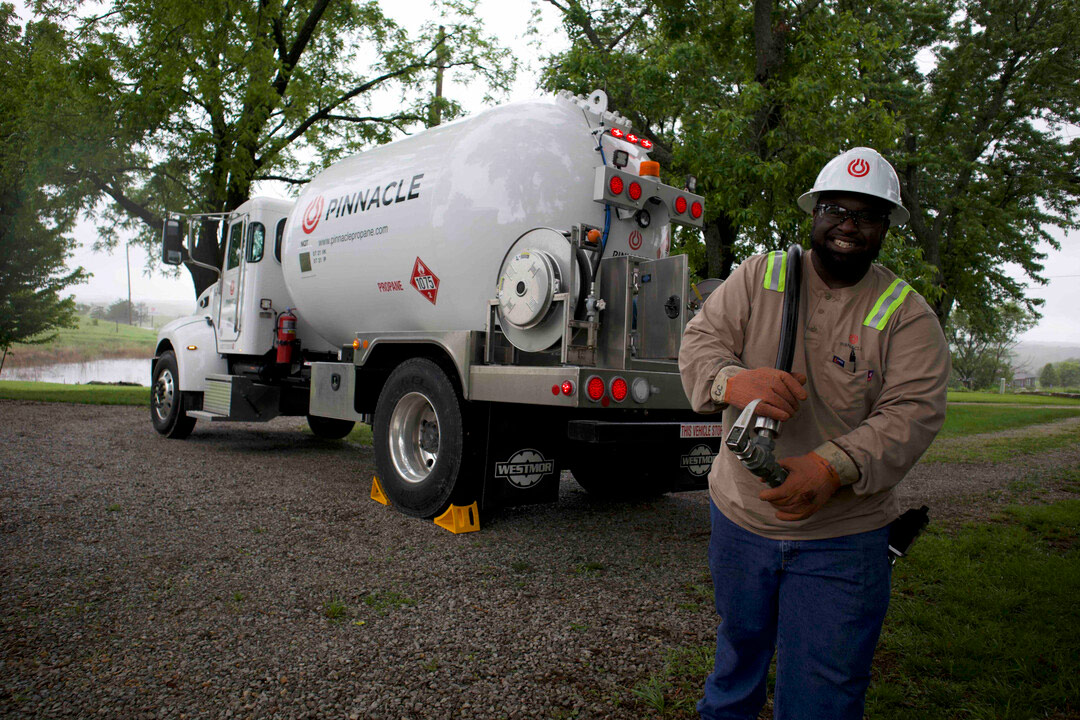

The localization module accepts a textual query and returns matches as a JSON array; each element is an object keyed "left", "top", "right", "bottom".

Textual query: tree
[
  {"left": 1058, "top": 360, "right": 1080, "bottom": 389},
  {"left": 946, "top": 303, "right": 1035, "bottom": 389},
  {"left": 539, "top": 0, "right": 1080, "bottom": 330},
  {"left": 28, "top": 0, "right": 515, "bottom": 296},
  {"left": 895, "top": 0, "right": 1080, "bottom": 326},
  {"left": 537, "top": 0, "right": 944, "bottom": 285},
  {"left": 1039, "top": 362, "right": 1058, "bottom": 389},
  {"left": 0, "top": 6, "right": 87, "bottom": 374}
]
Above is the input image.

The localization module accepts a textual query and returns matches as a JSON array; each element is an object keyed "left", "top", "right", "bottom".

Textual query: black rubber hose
[{"left": 774, "top": 244, "right": 803, "bottom": 372}]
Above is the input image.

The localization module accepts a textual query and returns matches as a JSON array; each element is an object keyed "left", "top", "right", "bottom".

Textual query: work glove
[
  {"left": 724, "top": 367, "right": 808, "bottom": 421},
  {"left": 759, "top": 451, "right": 842, "bottom": 522}
]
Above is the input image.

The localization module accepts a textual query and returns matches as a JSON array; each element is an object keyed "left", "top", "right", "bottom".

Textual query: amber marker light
[
  {"left": 352, "top": 339, "right": 360, "bottom": 350},
  {"left": 638, "top": 161, "right": 660, "bottom": 178},
  {"left": 186, "top": 345, "right": 197, "bottom": 351}
]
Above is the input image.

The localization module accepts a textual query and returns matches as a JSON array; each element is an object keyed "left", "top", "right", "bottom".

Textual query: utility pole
[{"left": 126, "top": 242, "right": 133, "bottom": 326}]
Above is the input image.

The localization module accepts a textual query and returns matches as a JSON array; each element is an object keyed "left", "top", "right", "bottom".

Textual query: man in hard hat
[{"left": 679, "top": 147, "right": 949, "bottom": 720}]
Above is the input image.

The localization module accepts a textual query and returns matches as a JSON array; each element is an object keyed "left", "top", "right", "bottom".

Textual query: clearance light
[
  {"left": 186, "top": 345, "right": 198, "bottom": 351},
  {"left": 609, "top": 175, "right": 624, "bottom": 196},
  {"left": 586, "top": 376, "right": 605, "bottom": 402},
  {"left": 561, "top": 380, "right": 575, "bottom": 396},
  {"left": 626, "top": 133, "right": 640, "bottom": 144},
  {"left": 610, "top": 377, "right": 628, "bottom": 402},
  {"left": 640, "top": 138, "right": 653, "bottom": 150},
  {"left": 609, "top": 128, "right": 625, "bottom": 139},
  {"left": 352, "top": 339, "right": 360, "bottom": 349},
  {"left": 551, "top": 384, "right": 560, "bottom": 396},
  {"left": 691, "top": 201, "right": 703, "bottom": 219},
  {"left": 628, "top": 182, "right": 642, "bottom": 201},
  {"left": 675, "top": 196, "right": 687, "bottom": 214}
]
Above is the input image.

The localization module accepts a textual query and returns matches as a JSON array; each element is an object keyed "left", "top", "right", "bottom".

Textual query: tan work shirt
[{"left": 679, "top": 250, "right": 949, "bottom": 540}]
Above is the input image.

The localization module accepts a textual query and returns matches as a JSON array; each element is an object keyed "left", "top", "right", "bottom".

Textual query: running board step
[{"left": 188, "top": 410, "right": 228, "bottom": 421}]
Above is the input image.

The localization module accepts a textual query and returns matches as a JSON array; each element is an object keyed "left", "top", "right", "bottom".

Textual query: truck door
[{"left": 217, "top": 215, "right": 248, "bottom": 350}]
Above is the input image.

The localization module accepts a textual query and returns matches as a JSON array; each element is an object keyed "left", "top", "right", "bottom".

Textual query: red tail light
[
  {"left": 561, "top": 380, "right": 575, "bottom": 396},
  {"left": 586, "top": 376, "right": 605, "bottom": 402},
  {"left": 551, "top": 384, "right": 560, "bottom": 396},
  {"left": 610, "top": 377, "right": 628, "bottom": 402},
  {"left": 628, "top": 182, "right": 642, "bottom": 201},
  {"left": 609, "top": 176, "right": 624, "bottom": 196},
  {"left": 691, "top": 201, "right": 703, "bottom": 219},
  {"left": 675, "top": 196, "right": 687, "bottom": 214}
]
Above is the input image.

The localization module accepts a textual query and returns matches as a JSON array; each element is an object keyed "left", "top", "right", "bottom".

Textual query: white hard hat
[{"left": 797, "top": 147, "right": 909, "bottom": 226}]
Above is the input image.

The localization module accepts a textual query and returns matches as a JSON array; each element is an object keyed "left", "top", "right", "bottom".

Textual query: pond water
[{"left": 2, "top": 358, "right": 150, "bottom": 386}]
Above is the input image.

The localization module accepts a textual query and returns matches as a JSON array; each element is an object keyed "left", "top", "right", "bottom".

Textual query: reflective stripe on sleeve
[
  {"left": 863, "top": 278, "right": 913, "bottom": 330},
  {"left": 763, "top": 251, "right": 786, "bottom": 293}
]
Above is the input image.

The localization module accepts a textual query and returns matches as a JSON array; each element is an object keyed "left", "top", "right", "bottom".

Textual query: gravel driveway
[
  {"left": 1, "top": 401, "right": 717, "bottom": 719},
  {"left": 2, "top": 401, "right": 1076, "bottom": 719}
]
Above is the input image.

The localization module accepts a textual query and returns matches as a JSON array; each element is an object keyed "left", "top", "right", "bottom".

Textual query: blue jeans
[{"left": 699, "top": 501, "right": 892, "bottom": 720}]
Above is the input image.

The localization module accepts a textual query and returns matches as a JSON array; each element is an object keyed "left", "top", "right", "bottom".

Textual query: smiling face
[{"left": 810, "top": 191, "right": 891, "bottom": 288}]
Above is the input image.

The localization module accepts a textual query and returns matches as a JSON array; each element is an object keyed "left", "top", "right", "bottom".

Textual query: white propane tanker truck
[{"left": 152, "top": 89, "right": 722, "bottom": 519}]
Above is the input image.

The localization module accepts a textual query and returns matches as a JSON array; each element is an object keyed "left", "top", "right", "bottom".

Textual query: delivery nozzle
[{"left": 725, "top": 399, "right": 788, "bottom": 488}]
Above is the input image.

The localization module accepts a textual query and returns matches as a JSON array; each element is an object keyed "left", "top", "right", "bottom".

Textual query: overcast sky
[{"left": 17, "top": 1, "right": 1080, "bottom": 343}]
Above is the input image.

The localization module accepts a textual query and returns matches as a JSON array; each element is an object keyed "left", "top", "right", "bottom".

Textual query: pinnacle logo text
[{"left": 321, "top": 173, "right": 424, "bottom": 225}]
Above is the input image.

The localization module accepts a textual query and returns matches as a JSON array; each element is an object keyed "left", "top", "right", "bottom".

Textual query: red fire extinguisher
[{"left": 276, "top": 309, "right": 297, "bottom": 365}]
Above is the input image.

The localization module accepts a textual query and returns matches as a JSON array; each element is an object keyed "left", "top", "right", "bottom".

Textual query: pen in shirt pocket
[{"left": 849, "top": 347, "right": 857, "bottom": 373}]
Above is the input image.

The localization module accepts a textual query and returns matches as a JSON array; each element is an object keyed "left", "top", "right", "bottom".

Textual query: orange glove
[
  {"left": 759, "top": 451, "right": 842, "bottom": 521},
  {"left": 725, "top": 368, "right": 808, "bottom": 421}
]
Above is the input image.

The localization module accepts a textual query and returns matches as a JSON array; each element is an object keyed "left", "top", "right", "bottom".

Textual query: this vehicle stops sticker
[
  {"left": 680, "top": 422, "right": 724, "bottom": 438},
  {"left": 410, "top": 257, "right": 440, "bottom": 305}
]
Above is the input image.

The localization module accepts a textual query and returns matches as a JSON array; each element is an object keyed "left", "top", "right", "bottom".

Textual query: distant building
[{"left": 1012, "top": 372, "right": 1037, "bottom": 389}]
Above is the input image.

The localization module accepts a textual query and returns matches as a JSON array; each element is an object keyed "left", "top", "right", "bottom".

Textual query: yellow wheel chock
[
  {"left": 370, "top": 475, "right": 390, "bottom": 506},
  {"left": 434, "top": 502, "right": 480, "bottom": 534}
]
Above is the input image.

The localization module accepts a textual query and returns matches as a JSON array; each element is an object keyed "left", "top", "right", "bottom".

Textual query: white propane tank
[{"left": 281, "top": 91, "right": 667, "bottom": 349}]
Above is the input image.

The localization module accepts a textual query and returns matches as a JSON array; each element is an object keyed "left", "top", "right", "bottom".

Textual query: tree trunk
[{"left": 704, "top": 214, "right": 738, "bottom": 279}]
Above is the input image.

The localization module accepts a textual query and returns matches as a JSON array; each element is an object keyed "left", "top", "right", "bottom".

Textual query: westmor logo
[
  {"left": 495, "top": 449, "right": 554, "bottom": 489},
  {"left": 681, "top": 444, "right": 717, "bottom": 477}
]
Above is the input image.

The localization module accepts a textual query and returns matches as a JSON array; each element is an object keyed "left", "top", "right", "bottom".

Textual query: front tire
[
  {"left": 373, "top": 358, "right": 472, "bottom": 518},
  {"left": 151, "top": 350, "right": 196, "bottom": 439},
  {"left": 307, "top": 415, "right": 355, "bottom": 440}
]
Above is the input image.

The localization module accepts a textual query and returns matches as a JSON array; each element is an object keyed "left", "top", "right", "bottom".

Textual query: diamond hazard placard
[{"left": 410, "top": 257, "right": 440, "bottom": 305}]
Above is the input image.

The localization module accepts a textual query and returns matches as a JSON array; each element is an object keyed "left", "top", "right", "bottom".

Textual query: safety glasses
[{"left": 814, "top": 203, "right": 887, "bottom": 229}]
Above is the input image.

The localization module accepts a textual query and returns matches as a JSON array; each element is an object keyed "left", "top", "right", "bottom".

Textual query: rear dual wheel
[{"left": 373, "top": 358, "right": 474, "bottom": 518}]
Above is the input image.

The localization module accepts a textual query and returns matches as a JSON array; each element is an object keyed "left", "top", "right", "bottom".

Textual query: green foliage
[
  {"left": 1039, "top": 362, "right": 1060, "bottom": 388},
  {"left": 0, "top": 7, "right": 88, "bottom": 358},
  {"left": 3, "top": 313, "right": 157, "bottom": 369},
  {"left": 896, "top": 0, "right": 1080, "bottom": 325},
  {"left": 23, "top": 0, "right": 516, "bottom": 295},
  {"left": 1058, "top": 360, "right": 1080, "bottom": 388},
  {"left": 946, "top": 303, "right": 1035, "bottom": 390},
  {"left": 540, "top": 0, "right": 1080, "bottom": 327}
]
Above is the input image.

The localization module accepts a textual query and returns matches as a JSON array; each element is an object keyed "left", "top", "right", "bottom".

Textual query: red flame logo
[
  {"left": 302, "top": 196, "right": 324, "bottom": 234},
  {"left": 847, "top": 158, "right": 870, "bottom": 178}
]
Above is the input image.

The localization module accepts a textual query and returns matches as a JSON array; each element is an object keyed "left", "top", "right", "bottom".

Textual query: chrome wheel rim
[
  {"left": 388, "top": 392, "right": 439, "bottom": 483},
  {"left": 153, "top": 368, "right": 175, "bottom": 422}
]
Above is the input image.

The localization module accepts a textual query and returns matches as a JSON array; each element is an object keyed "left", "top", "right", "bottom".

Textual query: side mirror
[{"left": 162, "top": 218, "right": 186, "bottom": 266}]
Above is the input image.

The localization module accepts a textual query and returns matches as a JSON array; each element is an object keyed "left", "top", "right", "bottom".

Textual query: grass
[
  {"left": 4, "top": 314, "right": 159, "bottom": 368},
  {"left": 947, "top": 390, "right": 1080, "bottom": 406},
  {"left": 923, "top": 420, "right": 1080, "bottom": 463},
  {"left": 627, "top": 499, "right": 1080, "bottom": 719},
  {"left": 0, "top": 380, "right": 149, "bottom": 406},
  {"left": 936, "top": 405, "right": 1080, "bottom": 439},
  {"left": 361, "top": 590, "right": 415, "bottom": 615}
]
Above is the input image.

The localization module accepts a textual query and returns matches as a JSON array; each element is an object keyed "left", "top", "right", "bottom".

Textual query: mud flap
[{"left": 475, "top": 404, "right": 563, "bottom": 512}]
